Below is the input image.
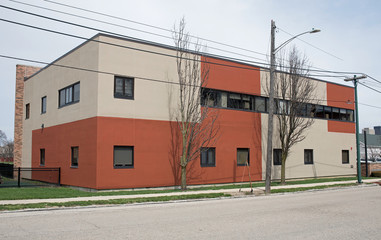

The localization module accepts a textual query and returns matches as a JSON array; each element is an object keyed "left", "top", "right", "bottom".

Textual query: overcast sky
[{"left": 1, "top": 0, "right": 381, "bottom": 139}]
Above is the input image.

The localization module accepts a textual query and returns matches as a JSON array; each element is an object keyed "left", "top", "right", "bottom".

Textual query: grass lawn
[
  {"left": 0, "top": 176, "right": 376, "bottom": 201},
  {"left": 0, "top": 193, "right": 230, "bottom": 211}
]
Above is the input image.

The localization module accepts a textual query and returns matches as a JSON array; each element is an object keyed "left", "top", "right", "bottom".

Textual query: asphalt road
[{"left": 1, "top": 185, "right": 380, "bottom": 240}]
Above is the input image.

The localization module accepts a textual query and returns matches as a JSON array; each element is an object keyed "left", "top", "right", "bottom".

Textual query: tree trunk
[
  {"left": 281, "top": 155, "right": 286, "bottom": 185},
  {"left": 181, "top": 165, "right": 187, "bottom": 190}
]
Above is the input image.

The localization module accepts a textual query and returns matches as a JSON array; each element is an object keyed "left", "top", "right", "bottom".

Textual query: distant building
[
  {"left": 360, "top": 127, "right": 381, "bottom": 160},
  {"left": 14, "top": 34, "right": 357, "bottom": 189}
]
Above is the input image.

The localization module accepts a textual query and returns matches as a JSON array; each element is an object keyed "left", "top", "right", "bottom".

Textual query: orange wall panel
[
  {"left": 203, "top": 57, "right": 261, "bottom": 95},
  {"left": 327, "top": 83, "right": 355, "bottom": 110},
  {"left": 32, "top": 118, "right": 98, "bottom": 188},
  {"left": 327, "top": 120, "right": 355, "bottom": 134}
]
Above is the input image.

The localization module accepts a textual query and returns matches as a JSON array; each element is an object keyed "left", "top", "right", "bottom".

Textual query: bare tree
[
  {"left": 0, "top": 130, "right": 13, "bottom": 161},
  {"left": 172, "top": 18, "right": 219, "bottom": 190},
  {"left": 274, "top": 47, "right": 317, "bottom": 184}
]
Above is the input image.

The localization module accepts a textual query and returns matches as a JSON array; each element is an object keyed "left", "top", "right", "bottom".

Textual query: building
[
  {"left": 360, "top": 127, "right": 381, "bottom": 161},
  {"left": 14, "top": 34, "right": 357, "bottom": 189}
]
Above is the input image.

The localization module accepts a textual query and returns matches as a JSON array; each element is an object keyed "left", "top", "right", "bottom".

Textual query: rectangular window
[
  {"left": 324, "top": 106, "right": 332, "bottom": 119},
  {"left": 254, "top": 96, "right": 266, "bottom": 112},
  {"left": 273, "top": 149, "right": 282, "bottom": 166},
  {"left": 25, "top": 103, "right": 30, "bottom": 119},
  {"left": 71, "top": 147, "right": 79, "bottom": 167},
  {"left": 41, "top": 96, "right": 47, "bottom": 114},
  {"left": 201, "top": 89, "right": 217, "bottom": 107},
  {"left": 237, "top": 148, "right": 249, "bottom": 166},
  {"left": 332, "top": 107, "right": 340, "bottom": 120},
  {"left": 114, "top": 146, "right": 134, "bottom": 168},
  {"left": 304, "top": 149, "right": 314, "bottom": 165},
  {"left": 40, "top": 148, "right": 45, "bottom": 166},
  {"left": 342, "top": 150, "right": 349, "bottom": 164},
  {"left": 200, "top": 148, "right": 216, "bottom": 167},
  {"left": 315, "top": 106, "right": 324, "bottom": 118},
  {"left": 114, "top": 76, "right": 134, "bottom": 99},
  {"left": 59, "top": 82, "right": 80, "bottom": 107}
]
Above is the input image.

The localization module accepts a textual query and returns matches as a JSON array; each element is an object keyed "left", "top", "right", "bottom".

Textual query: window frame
[
  {"left": 113, "top": 146, "right": 134, "bottom": 169},
  {"left": 342, "top": 150, "right": 349, "bottom": 164},
  {"left": 71, "top": 146, "right": 79, "bottom": 168},
  {"left": 200, "top": 147, "right": 216, "bottom": 167},
  {"left": 40, "top": 148, "right": 45, "bottom": 166},
  {"left": 237, "top": 148, "right": 250, "bottom": 166},
  {"left": 114, "top": 76, "right": 134, "bottom": 100},
  {"left": 273, "top": 149, "right": 282, "bottom": 166},
  {"left": 58, "top": 82, "right": 80, "bottom": 108},
  {"left": 25, "top": 103, "right": 30, "bottom": 119},
  {"left": 304, "top": 149, "right": 314, "bottom": 165},
  {"left": 41, "top": 96, "right": 47, "bottom": 114}
]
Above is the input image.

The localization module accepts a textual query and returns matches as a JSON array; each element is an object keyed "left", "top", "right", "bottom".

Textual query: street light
[
  {"left": 265, "top": 20, "right": 320, "bottom": 194},
  {"left": 344, "top": 75, "right": 367, "bottom": 183}
]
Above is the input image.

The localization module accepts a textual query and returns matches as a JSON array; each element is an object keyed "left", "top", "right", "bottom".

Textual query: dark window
[
  {"left": 342, "top": 150, "right": 349, "bottom": 164},
  {"left": 273, "top": 149, "right": 282, "bottom": 166},
  {"left": 332, "top": 107, "right": 340, "bottom": 120},
  {"left": 304, "top": 149, "right": 314, "bottom": 165},
  {"left": 340, "top": 108, "right": 347, "bottom": 121},
  {"left": 324, "top": 106, "right": 332, "bottom": 119},
  {"left": 201, "top": 89, "right": 217, "bottom": 107},
  {"left": 25, "top": 103, "right": 30, "bottom": 119},
  {"left": 114, "top": 146, "right": 134, "bottom": 168},
  {"left": 228, "top": 93, "right": 241, "bottom": 109},
  {"left": 40, "top": 149, "right": 45, "bottom": 166},
  {"left": 200, "top": 148, "right": 216, "bottom": 167},
  {"left": 237, "top": 148, "right": 249, "bottom": 166},
  {"left": 254, "top": 96, "right": 266, "bottom": 112},
  {"left": 71, "top": 147, "right": 79, "bottom": 167},
  {"left": 41, "top": 96, "right": 47, "bottom": 114},
  {"left": 315, "top": 106, "right": 324, "bottom": 118},
  {"left": 59, "top": 82, "right": 80, "bottom": 107},
  {"left": 347, "top": 110, "right": 354, "bottom": 122},
  {"left": 114, "top": 76, "right": 134, "bottom": 99}
]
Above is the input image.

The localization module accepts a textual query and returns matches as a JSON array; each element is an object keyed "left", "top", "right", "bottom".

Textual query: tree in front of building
[
  {"left": 0, "top": 130, "right": 14, "bottom": 162},
  {"left": 172, "top": 18, "right": 219, "bottom": 190},
  {"left": 273, "top": 47, "right": 317, "bottom": 184}
]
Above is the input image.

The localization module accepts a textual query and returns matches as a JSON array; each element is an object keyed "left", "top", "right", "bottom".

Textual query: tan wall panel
[
  {"left": 261, "top": 114, "right": 356, "bottom": 180},
  {"left": 22, "top": 39, "right": 100, "bottom": 167},
  {"left": 97, "top": 35, "right": 186, "bottom": 121}
]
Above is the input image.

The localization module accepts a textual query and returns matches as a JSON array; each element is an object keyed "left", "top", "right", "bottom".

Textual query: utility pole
[
  {"left": 265, "top": 20, "right": 276, "bottom": 195},
  {"left": 364, "top": 130, "right": 368, "bottom": 177},
  {"left": 344, "top": 75, "right": 367, "bottom": 183}
]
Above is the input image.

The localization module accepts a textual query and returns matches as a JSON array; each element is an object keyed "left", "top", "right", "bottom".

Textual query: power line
[
  {"left": 358, "top": 82, "right": 381, "bottom": 94},
  {"left": 42, "top": 0, "right": 269, "bottom": 58},
  {"left": 277, "top": 27, "right": 344, "bottom": 61},
  {"left": 358, "top": 102, "right": 381, "bottom": 110},
  {"left": 8, "top": 0, "right": 269, "bottom": 62},
  {"left": 1, "top": 4, "right": 365, "bottom": 78},
  {"left": 367, "top": 75, "right": 381, "bottom": 85}
]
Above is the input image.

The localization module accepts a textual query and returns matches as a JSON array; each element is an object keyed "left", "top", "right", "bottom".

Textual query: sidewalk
[{"left": 1, "top": 179, "right": 380, "bottom": 205}]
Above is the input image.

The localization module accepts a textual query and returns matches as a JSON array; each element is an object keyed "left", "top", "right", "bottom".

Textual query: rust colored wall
[
  {"left": 32, "top": 118, "right": 98, "bottom": 188},
  {"left": 326, "top": 83, "right": 355, "bottom": 133},
  {"left": 326, "top": 83, "right": 355, "bottom": 110},
  {"left": 14, "top": 65, "right": 41, "bottom": 169},
  {"left": 204, "top": 57, "right": 261, "bottom": 95},
  {"left": 327, "top": 120, "right": 356, "bottom": 134}
]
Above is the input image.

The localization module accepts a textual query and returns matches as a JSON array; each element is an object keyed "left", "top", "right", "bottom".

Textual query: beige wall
[
  {"left": 261, "top": 114, "right": 356, "bottom": 180},
  {"left": 22, "top": 39, "right": 100, "bottom": 167},
  {"left": 97, "top": 35, "right": 181, "bottom": 121}
]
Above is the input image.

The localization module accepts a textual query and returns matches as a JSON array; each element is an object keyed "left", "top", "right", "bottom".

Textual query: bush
[{"left": 371, "top": 171, "right": 381, "bottom": 177}]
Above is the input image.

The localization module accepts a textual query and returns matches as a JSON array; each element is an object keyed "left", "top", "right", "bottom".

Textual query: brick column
[{"left": 13, "top": 65, "right": 41, "bottom": 170}]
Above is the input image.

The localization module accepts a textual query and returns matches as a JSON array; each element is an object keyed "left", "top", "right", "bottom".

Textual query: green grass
[
  {"left": 271, "top": 183, "right": 359, "bottom": 194},
  {"left": 0, "top": 176, "right": 377, "bottom": 201},
  {"left": 0, "top": 193, "right": 230, "bottom": 211}
]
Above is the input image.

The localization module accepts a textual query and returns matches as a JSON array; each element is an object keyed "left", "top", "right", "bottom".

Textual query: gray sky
[{"left": 1, "top": 0, "right": 381, "bottom": 139}]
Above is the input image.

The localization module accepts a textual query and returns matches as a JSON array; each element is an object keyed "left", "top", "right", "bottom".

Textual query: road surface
[{"left": 1, "top": 185, "right": 380, "bottom": 239}]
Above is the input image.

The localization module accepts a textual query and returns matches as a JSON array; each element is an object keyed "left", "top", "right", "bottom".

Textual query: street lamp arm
[{"left": 274, "top": 29, "right": 321, "bottom": 54}]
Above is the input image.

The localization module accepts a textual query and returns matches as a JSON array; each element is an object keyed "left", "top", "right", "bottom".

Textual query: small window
[
  {"left": 201, "top": 89, "right": 217, "bottom": 107},
  {"left": 324, "top": 106, "right": 332, "bottom": 119},
  {"left": 71, "top": 147, "right": 79, "bottom": 167},
  {"left": 332, "top": 107, "right": 340, "bottom": 120},
  {"left": 255, "top": 96, "right": 266, "bottom": 112},
  {"left": 40, "top": 148, "right": 45, "bottom": 166},
  {"left": 347, "top": 110, "right": 354, "bottom": 122},
  {"left": 273, "top": 149, "right": 282, "bottom": 166},
  {"left": 59, "top": 82, "right": 80, "bottom": 107},
  {"left": 25, "top": 103, "right": 30, "bottom": 119},
  {"left": 342, "top": 150, "right": 349, "bottom": 164},
  {"left": 114, "top": 146, "right": 134, "bottom": 168},
  {"left": 200, "top": 148, "right": 216, "bottom": 167},
  {"left": 315, "top": 106, "right": 324, "bottom": 118},
  {"left": 237, "top": 148, "right": 249, "bottom": 166},
  {"left": 41, "top": 96, "right": 47, "bottom": 114},
  {"left": 304, "top": 149, "right": 314, "bottom": 165},
  {"left": 114, "top": 76, "right": 134, "bottom": 99}
]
